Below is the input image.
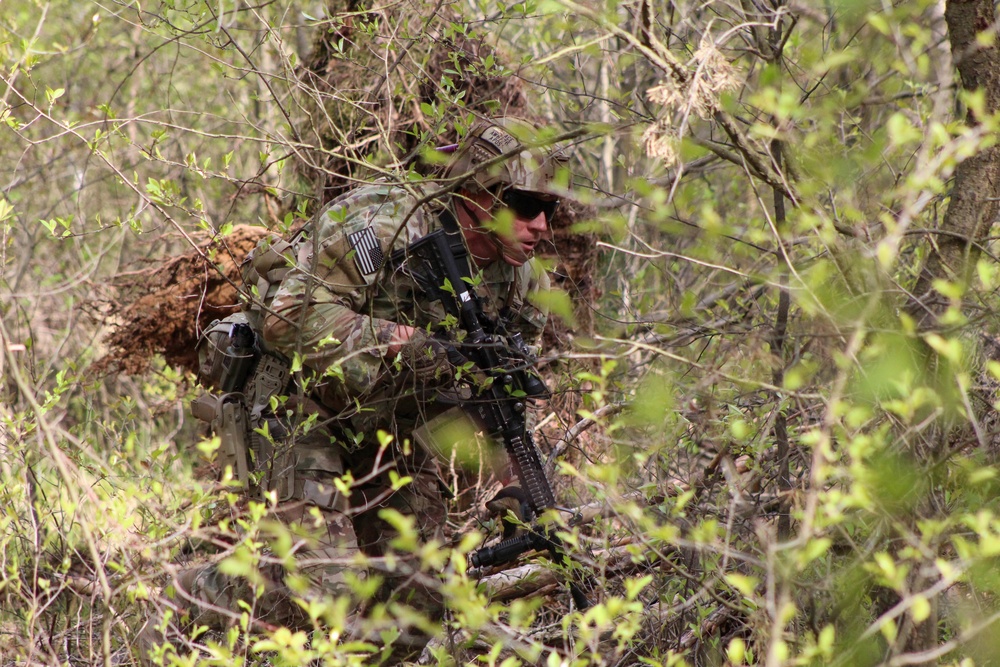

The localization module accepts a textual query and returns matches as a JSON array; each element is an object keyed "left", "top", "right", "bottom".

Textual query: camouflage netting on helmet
[
  {"left": 292, "top": 0, "right": 534, "bottom": 206},
  {"left": 444, "top": 118, "right": 569, "bottom": 195},
  {"left": 97, "top": 226, "right": 269, "bottom": 376}
]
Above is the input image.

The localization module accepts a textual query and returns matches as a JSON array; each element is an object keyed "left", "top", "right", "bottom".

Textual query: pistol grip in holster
[
  {"left": 192, "top": 392, "right": 298, "bottom": 501},
  {"left": 192, "top": 393, "right": 251, "bottom": 485}
]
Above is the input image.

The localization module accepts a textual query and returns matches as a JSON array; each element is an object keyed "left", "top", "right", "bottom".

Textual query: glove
[
  {"left": 486, "top": 485, "right": 532, "bottom": 539},
  {"left": 399, "top": 328, "right": 463, "bottom": 386}
]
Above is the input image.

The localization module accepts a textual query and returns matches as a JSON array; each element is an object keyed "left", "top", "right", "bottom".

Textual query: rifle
[{"left": 403, "top": 225, "right": 592, "bottom": 610}]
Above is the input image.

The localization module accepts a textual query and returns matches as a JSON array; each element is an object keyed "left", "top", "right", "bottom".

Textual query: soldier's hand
[
  {"left": 486, "top": 485, "right": 532, "bottom": 539},
  {"left": 386, "top": 324, "right": 416, "bottom": 357}
]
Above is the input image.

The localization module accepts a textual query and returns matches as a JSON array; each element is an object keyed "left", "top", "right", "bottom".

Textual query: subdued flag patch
[{"left": 348, "top": 226, "right": 384, "bottom": 276}]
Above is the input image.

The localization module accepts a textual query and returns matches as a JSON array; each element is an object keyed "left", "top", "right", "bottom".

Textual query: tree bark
[
  {"left": 902, "top": 3, "right": 1000, "bottom": 663},
  {"left": 910, "top": 0, "right": 1000, "bottom": 328}
]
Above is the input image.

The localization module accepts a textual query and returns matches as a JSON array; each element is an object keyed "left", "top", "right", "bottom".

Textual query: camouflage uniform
[
  {"left": 262, "top": 179, "right": 548, "bottom": 574},
  {"left": 138, "top": 181, "right": 549, "bottom": 664},
  {"left": 263, "top": 182, "right": 548, "bottom": 438}
]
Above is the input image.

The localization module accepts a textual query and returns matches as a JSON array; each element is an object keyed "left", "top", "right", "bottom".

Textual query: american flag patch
[{"left": 348, "top": 226, "right": 384, "bottom": 276}]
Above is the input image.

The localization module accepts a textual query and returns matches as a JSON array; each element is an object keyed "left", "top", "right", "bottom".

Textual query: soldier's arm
[
  {"left": 261, "top": 192, "right": 423, "bottom": 398},
  {"left": 262, "top": 269, "right": 395, "bottom": 391}
]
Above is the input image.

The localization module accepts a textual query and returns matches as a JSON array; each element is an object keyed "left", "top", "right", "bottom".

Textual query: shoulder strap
[{"left": 241, "top": 236, "right": 297, "bottom": 314}]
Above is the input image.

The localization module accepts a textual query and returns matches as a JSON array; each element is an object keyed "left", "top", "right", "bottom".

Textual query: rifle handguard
[
  {"left": 470, "top": 529, "right": 594, "bottom": 610},
  {"left": 470, "top": 531, "right": 545, "bottom": 568}
]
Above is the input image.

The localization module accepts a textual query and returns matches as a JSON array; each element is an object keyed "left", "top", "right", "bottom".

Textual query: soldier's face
[
  {"left": 459, "top": 190, "right": 558, "bottom": 266},
  {"left": 458, "top": 188, "right": 553, "bottom": 267},
  {"left": 494, "top": 199, "right": 549, "bottom": 267}
]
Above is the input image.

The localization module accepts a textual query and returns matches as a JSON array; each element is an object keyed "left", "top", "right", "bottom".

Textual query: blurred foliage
[{"left": 4, "top": 0, "right": 1000, "bottom": 665}]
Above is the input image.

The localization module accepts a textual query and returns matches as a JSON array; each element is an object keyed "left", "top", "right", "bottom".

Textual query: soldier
[{"left": 138, "top": 116, "right": 567, "bottom": 664}]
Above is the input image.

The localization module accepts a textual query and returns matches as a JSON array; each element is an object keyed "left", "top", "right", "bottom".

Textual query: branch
[
  {"left": 476, "top": 544, "right": 646, "bottom": 601},
  {"left": 677, "top": 605, "right": 734, "bottom": 650},
  {"left": 545, "top": 402, "right": 626, "bottom": 476}
]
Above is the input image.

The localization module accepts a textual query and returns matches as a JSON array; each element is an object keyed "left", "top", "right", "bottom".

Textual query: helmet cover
[{"left": 447, "top": 117, "right": 567, "bottom": 195}]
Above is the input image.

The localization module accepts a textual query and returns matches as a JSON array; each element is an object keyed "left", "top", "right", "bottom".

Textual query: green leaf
[
  {"left": 195, "top": 436, "right": 221, "bottom": 457},
  {"left": 218, "top": 546, "right": 263, "bottom": 585},
  {"left": 932, "top": 278, "right": 964, "bottom": 300},
  {"left": 886, "top": 112, "right": 922, "bottom": 146},
  {"left": 45, "top": 87, "right": 65, "bottom": 105},
  {"left": 388, "top": 470, "right": 412, "bottom": 490},
  {"left": 922, "top": 333, "right": 962, "bottom": 364},
  {"left": 727, "top": 638, "right": 746, "bottom": 665},
  {"left": 910, "top": 595, "right": 931, "bottom": 623},
  {"left": 797, "top": 537, "right": 832, "bottom": 568},
  {"left": 528, "top": 287, "right": 577, "bottom": 327},
  {"left": 623, "top": 575, "right": 653, "bottom": 600},
  {"left": 867, "top": 12, "right": 891, "bottom": 35},
  {"left": 725, "top": 573, "right": 758, "bottom": 597},
  {"left": 880, "top": 618, "right": 898, "bottom": 643},
  {"left": 818, "top": 624, "right": 835, "bottom": 655},
  {"left": 0, "top": 198, "right": 15, "bottom": 223}
]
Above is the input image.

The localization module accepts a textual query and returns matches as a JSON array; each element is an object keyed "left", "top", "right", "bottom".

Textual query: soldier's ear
[{"left": 454, "top": 188, "right": 486, "bottom": 223}]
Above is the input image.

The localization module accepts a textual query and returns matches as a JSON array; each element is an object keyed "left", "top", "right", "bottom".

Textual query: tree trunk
[
  {"left": 910, "top": 0, "right": 1000, "bottom": 328},
  {"left": 903, "top": 2, "right": 1000, "bottom": 663}
]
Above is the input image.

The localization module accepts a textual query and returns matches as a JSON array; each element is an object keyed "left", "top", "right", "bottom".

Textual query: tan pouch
[{"left": 412, "top": 407, "right": 506, "bottom": 475}]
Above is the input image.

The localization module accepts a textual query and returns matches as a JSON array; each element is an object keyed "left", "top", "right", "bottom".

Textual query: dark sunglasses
[{"left": 500, "top": 189, "right": 559, "bottom": 220}]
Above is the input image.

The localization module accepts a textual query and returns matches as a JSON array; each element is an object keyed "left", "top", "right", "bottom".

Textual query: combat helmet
[{"left": 447, "top": 117, "right": 567, "bottom": 196}]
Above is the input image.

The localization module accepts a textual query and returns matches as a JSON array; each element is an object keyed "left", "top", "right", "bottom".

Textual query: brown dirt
[{"left": 97, "top": 225, "right": 271, "bottom": 376}]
